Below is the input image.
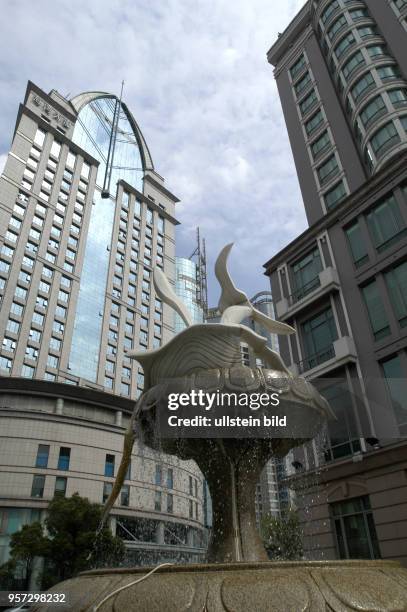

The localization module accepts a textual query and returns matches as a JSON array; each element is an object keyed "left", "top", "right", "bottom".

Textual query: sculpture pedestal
[{"left": 34, "top": 560, "right": 407, "bottom": 611}]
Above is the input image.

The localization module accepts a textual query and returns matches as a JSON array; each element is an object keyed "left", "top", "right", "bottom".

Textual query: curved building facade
[
  {"left": 0, "top": 82, "right": 205, "bottom": 569},
  {"left": 311, "top": 0, "right": 407, "bottom": 173}
]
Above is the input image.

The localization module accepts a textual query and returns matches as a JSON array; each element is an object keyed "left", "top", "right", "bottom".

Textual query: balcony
[
  {"left": 275, "top": 267, "right": 340, "bottom": 321},
  {"left": 291, "top": 336, "right": 358, "bottom": 379}
]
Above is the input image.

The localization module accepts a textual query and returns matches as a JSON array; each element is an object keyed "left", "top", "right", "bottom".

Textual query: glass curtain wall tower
[{"left": 0, "top": 82, "right": 205, "bottom": 574}]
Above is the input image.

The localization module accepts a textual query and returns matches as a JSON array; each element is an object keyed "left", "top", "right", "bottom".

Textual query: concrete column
[
  {"left": 110, "top": 515, "right": 117, "bottom": 536},
  {"left": 187, "top": 527, "right": 195, "bottom": 548},
  {"left": 115, "top": 410, "right": 122, "bottom": 427},
  {"left": 29, "top": 556, "right": 43, "bottom": 590},
  {"left": 156, "top": 521, "right": 165, "bottom": 545},
  {"left": 55, "top": 398, "right": 63, "bottom": 415}
]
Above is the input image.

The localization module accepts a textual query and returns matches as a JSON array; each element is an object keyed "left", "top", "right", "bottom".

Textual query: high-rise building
[
  {"left": 0, "top": 82, "right": 205, "bottom": 573},
  {"left": 265, "top": 1, "right": 407, "bottom": 565},
  {"left": 174, "top": 257, "right": 204, "bottom": 333},
  {"left": 269, "top": 0, "right": 407, "bottom": 225}
]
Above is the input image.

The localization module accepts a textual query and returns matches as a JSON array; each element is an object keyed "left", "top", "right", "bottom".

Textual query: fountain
[{"left": 34, "top": 245, "right": 407, "bottom": 611}]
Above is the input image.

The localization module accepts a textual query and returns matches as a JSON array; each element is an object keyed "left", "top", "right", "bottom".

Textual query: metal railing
[
  {"left": 298, "top": 345, "right": 335, "bottom": 373},
  {"left": 288, "top": 276, "right": 321, "bottom": 306}
]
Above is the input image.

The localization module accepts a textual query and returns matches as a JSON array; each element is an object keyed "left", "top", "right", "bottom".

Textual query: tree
[
  {"left": 4, "top": 522, "right": 48, "bottom": 589},
  {"left": 0, "top": 494, "right": 125, "bottom": 590},
  {"left": 261, "top": 508, "right": 304, "bottom": 561},
  {"left": 44, "top": 493, "right": 125, "bottom": 584}
]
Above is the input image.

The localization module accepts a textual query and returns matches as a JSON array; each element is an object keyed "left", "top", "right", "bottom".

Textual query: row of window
[{"left": 291, "top": 52, "right": 349, "bottom": 211}]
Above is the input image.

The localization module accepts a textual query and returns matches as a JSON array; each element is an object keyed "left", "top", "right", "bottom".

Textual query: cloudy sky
[{"left": 0, "top": 0, "right": 307, "bottom": 305}]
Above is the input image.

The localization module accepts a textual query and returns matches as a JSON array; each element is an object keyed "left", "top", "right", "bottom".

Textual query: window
[
  {"left": 290, "top": 54, "right": 306, "bottom": 79},
  {"left": 57, "top": 447, "right": 70, "bottom": 470},
  {"left": 362, "top": 280, "right": 391, "bottom": 340},
  {"left": 324, "top": 180, "right": 347, "bottom": 210},
  {"left": 0, "top": 356, "right": 12, "bottom": 372},
  {"left": 121, "top": 382, "right": 130, "bottom": 396},
  {"left": 292, "top": 247, "right": 322, "bottom": 301},
  {"left": 35, "top": 294, "right": 47, "bottom": 308},
  {"left": 34, "top": 128, "right": 46, "bottom": 147},
  {"left": 321, "top": 0, "right": 339, "bottom": 24},
  {"left": 359, "top": 95, "right": 386, "bottom": 128},
  {"left": 389, "top": 89, "right": 407, "bottom": 108},
  {"left": 311, "top": 130, "right": 331, "bottom": 159},
  {"left": 58, "top": 290, "right": 69, "bottom": 303},
  {"left": 300, "top": 90, "right": 318, "bottom": 116},
  {"left": 11, "top": 302, "right": 23, "bottom": 317},
  {"left": 331, "top": 496, "right": 380, "bottom": 559},
  {"left": 342, "top": 51, "right": 365, "bottom": 80},
  {"left": 36, "top": 445, "right": 50, "bottom": 468},
  {"left": 367, "top": 194, "right": 405, "bottom": 252},
  {"left": 167, "top": 468, "right": 174, "bottom": 489},
  {"left": 25, "top": 346, "right": 38, "bottom": 360},
  {"left": 81, "top": 161, "right": 90, "bottom": 179},
  {"left": 385, "top": 261, "right": 407, "bottom": 328},
  {"left": 105, "top": 454, "right": 115, "bottom": 477},
  {"left": 31, "top": 475, "right": 45, "bottom": 498},
  {"left": 351, "top": 73, "right": 375, "bottom": 101},
  {"left": 66, "top": 151, "right": 76, "bottom": 169},
  {"left": 167, "top": 494, "right": 174, "bottom": 513},
  {"left": 189, "top": 475, "right": 193, "bottom": 496},
  {"left": 382, "top": 355, "right": 407, "bottom": 430},
  {"left": 357, "top": 25, "right": 376, "bottom": 38},
  {"left": 346, "top": 222, "right": 369, "bottom": 267},
  {"left": 317, "top": 154, "right": 339, "bottom": 185},
  {"left": 155, "top": 491, "right": 162, "bottom": 511},
  {"left": 103, "top": 482, "right": 113, "bottom": 503},
  {"left": 350, "top": 8, "right": 369, "bottom": 21},
  {"left": 32, "top": 312, "right": 44, "bottom": 326},
  {"left": 0, "top": 260, "right": 10, "bottom": 274},
  {"left": 29, "top": 329, "right": 41, "bottom": 343},
  {"left": 155, "top": 464, "right": 162, "bottom": 485},
  {"left": 7, "top": 319, "right": 20, "bottom": 334},
  {"left": 301, "top": 307, "right": 337, "bottom": 370},
  {"left": 55, "top": 306, "right": 66, "bottom": 320},
  {"left": 294, "top": 72, "right": 312, "bottom": 97},
  {"left": 2, "top": 337, "right": 16, "bottom": 352},
  {"left": 22, "top": 364, "right": 35, "bottom": 378},
  {"left": 377, "top": 65, "right": 401, "bottom": 82},
  {"left": 120, "top": 485, "right": 130, "bottom": 507},
  {"left": 370, "top": 121, "right": 400, "bottom": 158},
  {"left": 335, "top": 33, "right": 355, "bottom": 60},
  {"left": 189, "top": 499, "right": 194, "bottom": 518},
  {"left": 50, "top": 141, "right": 61, "bottom": 159},
  {"left": 328, "top": 14, "right": 347, "bottom": 40},
  {"left": 367, "top": 45, "right": 386, "bottom": 59}
]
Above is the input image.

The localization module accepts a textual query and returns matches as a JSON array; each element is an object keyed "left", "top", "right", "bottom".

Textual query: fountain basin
[{"left": 32, "top": 560, "right": 407, "bottom": 611}]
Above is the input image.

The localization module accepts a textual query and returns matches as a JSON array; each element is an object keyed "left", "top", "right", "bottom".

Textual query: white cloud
[{"left": 0, "top": 0, "right": 308, "bottom": 301}]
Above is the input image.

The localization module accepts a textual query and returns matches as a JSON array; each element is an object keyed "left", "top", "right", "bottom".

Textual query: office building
[
  {"left": 265, "top": 0, "right": 407, "bottom": 565},
  {"left": 174, "top": 257, "right": 204, "bottom": 333},
  {"left": 0, "top": 81, "right": 205, "bottom": 572}
]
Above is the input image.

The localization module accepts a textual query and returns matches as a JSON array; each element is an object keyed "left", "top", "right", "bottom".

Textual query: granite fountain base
[{"left": 33, "top": 560, "right": 407, "bottom": 611}]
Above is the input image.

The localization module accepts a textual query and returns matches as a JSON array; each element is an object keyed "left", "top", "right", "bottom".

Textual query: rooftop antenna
[
  {"left": 189, "top": 227, "right": 208, "bottom": 316},
  {"left": 101, "top": 80, "right": 124, "bottom": 199}
]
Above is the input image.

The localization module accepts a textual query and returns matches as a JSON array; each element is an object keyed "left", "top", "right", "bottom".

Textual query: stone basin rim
[{"left": 79, "top": 559, "right": 402, "bottom": 577}]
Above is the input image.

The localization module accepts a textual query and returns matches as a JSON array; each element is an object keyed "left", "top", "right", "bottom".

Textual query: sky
[{"left": 0, "top": 0, "right": 307, "bottom": 306}]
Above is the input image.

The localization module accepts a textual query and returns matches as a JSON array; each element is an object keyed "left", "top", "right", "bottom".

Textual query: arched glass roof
[{"left": 71, "top": 93, "right": 153, "bottom": 194}]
